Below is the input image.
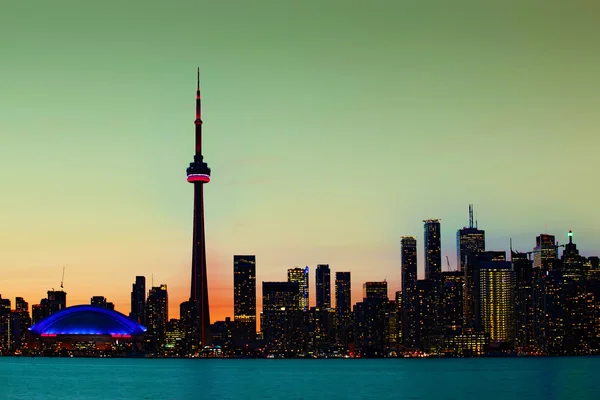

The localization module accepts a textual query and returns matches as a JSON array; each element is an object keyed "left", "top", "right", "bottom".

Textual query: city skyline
[{"left": 2, "top": 1, "right": 600, "bottom": 321}]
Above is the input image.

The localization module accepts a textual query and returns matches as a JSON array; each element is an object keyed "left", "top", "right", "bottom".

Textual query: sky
[{"left": 1, "top": 0, "right": 599, "bottom": 322}]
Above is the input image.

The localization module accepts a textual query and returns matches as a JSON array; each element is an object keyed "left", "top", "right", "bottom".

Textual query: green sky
[{"left": 1, "top": 0, "right": 599, "bottom": 320}]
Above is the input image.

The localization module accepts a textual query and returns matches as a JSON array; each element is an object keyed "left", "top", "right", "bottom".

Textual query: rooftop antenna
[
  {"left": 152, "top": 273, "right": 154, "bottom": 287},
  {"left": 60, "top": 267, "right": 65, "bottom": 290},
  {"left": 468, "top": 204, "right": 474, "bottom": 229}
]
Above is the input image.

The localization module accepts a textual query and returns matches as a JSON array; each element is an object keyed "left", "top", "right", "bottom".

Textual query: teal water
[{"left": 1, "top": 357, "right": 599, "bottom": 399}]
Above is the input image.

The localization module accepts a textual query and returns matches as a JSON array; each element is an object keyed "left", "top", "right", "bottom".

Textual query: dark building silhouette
[
  {"left": 47, "top": 290, "right": 66, "bottom": 315},
  {"left": 424, "top": 219, "right": 442, "bottom": 332},
  {"left": 316, "top": 264, "right": 331, "bottom": 309},
  {"left": 441, "top": 271, "right": 464, "bottom": 328},
  {"left": 335, "top": 272, "right": 352, "bottom": 345},
  {"left": 261, "top": 282, "right": 304, "bottom": 353},
  {"left": 534, "top": 234, "right": 557, "bottom": 271},
  {"left": 288, "top": 267, "right": 309, "bottom": 311},
  {"left": 414, "top": 280, "right": 436, "bottom": 351},
  {"left": 15, "top": 297, "right": 28, "bottom": 313},
  {"left": 233, "top": 255, "right": 257, "bottom": 339},
  {"left": 130, "top": 276, "right": 146, "bottom": 324},
  {"left": 512, "top": 251, "right": 536, "bottom": 353},
  {"left": 562, "top": 231, "right": 585, "bottom": 280},
  {"left": 401, "top": 236, "right": 418, "bottom": 348},
  {"left": 91, "top": 296, "right": 114, "bottom": 310},
  {"left": 353, "top": 282, "right": 392, "bottom": 357},
  {"left": 363, "top": 281, "right": 388, "bottom": 301},
  {"left": 181, "top": 69, "right": 212, "bottom": 348},
  {"left": 457, "top": 205, "right": 485, "bottom": 271},
  {"left": 146, "top": 284, "right": 168, "bottom": 353}
]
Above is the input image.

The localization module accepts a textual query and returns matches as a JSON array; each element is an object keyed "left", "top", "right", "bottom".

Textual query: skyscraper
[
  {"left": 457, "top": 205, "right": 485, "bottom": 271},
  {"left": 424, "top": 219, "right": 442, "bottom": 330},
  {"left": 475, "top": 261, "right": 515, "bottom": 343},
  {"left": 146, "top": 284, "right": 169, "bottom": 352},
  {"left": 130, "top": 276, "right": 146, "bottom": 324},
  {"left": 335, "top": 272, "right": 352, "bottom": 344},
  {"left": 424, "top": 219, "right": 442, "bottom": 289},
  {"left": 15, "top": 297, "right": 28, "bottom": 313},
  {"left": 234, "top": 255, "right": 257, "bottom": 332},
  {"left": 288, "top": 267, "right": 309, "bottom": 311},
  {"left": 182, "top": 69, "right": 212, "bottom": 347},
  {"left": 401, "top": 236, "right": 418, "bottom": 347},
  {"left": 316, "top": 264, "right": 331, "bottom": 309},
  {"left": 534, "top": 234, "right": 557, "bottom": 271},
  {"left": 363, "top": 281, "right": 388, "bottom": 301}
]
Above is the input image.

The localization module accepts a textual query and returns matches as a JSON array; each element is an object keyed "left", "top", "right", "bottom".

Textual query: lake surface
[{"left": 1, "top": 357, "right": 599, "bottom": 399}]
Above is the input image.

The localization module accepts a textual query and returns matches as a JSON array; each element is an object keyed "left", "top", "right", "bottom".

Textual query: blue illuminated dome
[{"left": 29, "top": 305, "right": 146, "bottom": 337}]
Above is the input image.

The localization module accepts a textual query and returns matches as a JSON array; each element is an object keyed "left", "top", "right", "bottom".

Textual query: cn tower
[{"left": 183, "top": 68, "right": 212, "bottom": 348}]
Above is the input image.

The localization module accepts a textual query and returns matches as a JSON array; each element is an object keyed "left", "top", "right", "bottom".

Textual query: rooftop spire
[{"left": 195, "top": 68, "right": 202, "bottom": 122}]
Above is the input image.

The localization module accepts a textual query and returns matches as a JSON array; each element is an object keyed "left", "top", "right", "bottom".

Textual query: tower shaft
[{"left": 185, "top": 69, "right": 212, "bottom": 349}]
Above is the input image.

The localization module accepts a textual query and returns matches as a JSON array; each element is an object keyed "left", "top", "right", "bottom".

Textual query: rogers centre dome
[{"left": 29, "top": 305, "right": 146, "bottom": 339}]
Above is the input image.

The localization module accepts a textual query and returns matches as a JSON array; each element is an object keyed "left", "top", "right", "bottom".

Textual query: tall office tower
[
  {"left": 464, "top": 251, "right": 506, "bottom": 328},
  {"left": 288, "top": 267, "right": 309, "bottom": 311},
  {"left": 182, "top": 69, "right": 213, "bottom": 348},
  {"left": 31, "top": 302, "right": 47, "bottom": 324},
  {"left": 424, "top": 219, "right": 442, "bottom": 331},
  {"left": 512, "top": 251, "right": 535, "bottom": 353},
  {"left": 316, "top": 264, "right": 331, "bottom": 309},
  {"left": 335, "top": 272, "right": 352, "bottom": 344},
  {"left": 476, "top": 261, "right": 515, "bottom": 343},
  {"left": 401, "top": 236, "right": 418, "bottom": 347},
  {"left": 353, "top": 283, "right": 393, "bottom": 356},
  {"left": 363, "top": 281, "right": 388, "bottom": 301},
  {"left": 589, "top": 256, "right": 600, "bottom": 281},
  {"left": 0, "top": 297, "right": 10, "bottom": 350},
  {"left": 261, "top": 282, "right": 304, "bottom": 353},
  {"left": 146, "top": 284, "right": 169, "bottom": 352},
  {"left": 561, "top": 231, "right": 585, "bottom": 280},
  {"left": 414, "top": 280, "right": 435, "bottom": 351},
  {"left": 441, "top": 271, "right": 464, "bottom": 328},
  {"left": 424, "top": 219, "right": 442, "bottom": 287},
  {"left": 534, "top": 234, "right": 557, "bottom": 271},
  {"left": 47, "top": 290, "right": 66, "bottom": 315},
  {"left": 130, "top": 276, "right": 146, "bottom": 324},
  {"left": 15, "top": 297, "right": 28, "bottom": 312},
  {"left": 457, "top": 205, "right": 485, "bottom": 271},
  {"left": 233, "top": 255, "right": 257, "bottom": 337}
]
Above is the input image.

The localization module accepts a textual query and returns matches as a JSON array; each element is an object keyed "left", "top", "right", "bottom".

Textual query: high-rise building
[
  {"left": 464, "top": 251, "right": 506, "bottom": 328},
  {"left": 476, "top": 261, "right": 515, "bottom": 343},
  {"left": 130, "top": 276, "right": 146, "bottom": 324},
  {"left": 561, "top": 231, "right": 585, "bottom": 280},
  {"left": 288, "top": 267, "right": 309, "bottom": 311},
  {"left": 441, "top": 271, "right": 464, "bottom": 328},
  {"left": 47, "top": 290, "right": 66, "bottom": 315},
  {"left": 316, "top": 264, "right": 331, "bottom": 309},
  {"left": 424, "top": 219, "right": 442, "bottom": 291},
  {"left": 534, "top": 234, "right": 557, "bottom": 271},
  {"left": 91, "top": 296, "right": 108, "bottom": 307},
  {"left": 182, "top": 69, "right": 212, "bottom": 348},
  {"left": 401, "top": 236, "right": 418, "bottom": 348},
  {"left": 15, "top": 297, "right": 28, "bottom": 313},
  {"left": 261, "top": 282, "right": 304, "bottom": 353},
  {"left": 335, "top": 272, "right": 352, "bottom": 344},
  {"left": 363, "top": 281, "right": 388, "bottom": 301},
  {"left": 146, "top": 284, "right": 168, "bottom": 352},
  {"left": 512, "top": 251, "right": 536, "bottom": 353},
  {"left": 414, "top": 280, "right": 435, "bottom": 351},
  {"left": 234, "top": 255, "right": 257, "bottom": 333},
  {"left": 457, "top": 205, "right": 485, "bottom": 271}
]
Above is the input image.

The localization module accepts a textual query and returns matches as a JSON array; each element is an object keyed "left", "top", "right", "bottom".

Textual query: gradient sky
[{"left": 1, "top": 1, "right": 599, "bottom": 322}]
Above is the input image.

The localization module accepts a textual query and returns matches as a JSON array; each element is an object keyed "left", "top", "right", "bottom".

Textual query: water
[{"left": 1, "top": 357, "right": 599, "bottom": 399}]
